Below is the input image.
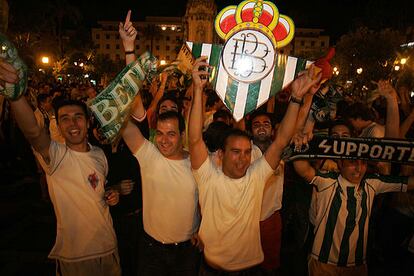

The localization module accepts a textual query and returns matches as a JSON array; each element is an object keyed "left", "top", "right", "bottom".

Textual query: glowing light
[
  {"left": 41, "top": 56, "right": 50, "bottom": 64},
  {"left": 161, "top": 26, "right": 167, "bottom": 31},
  {"left": 356, "top": 68, "right": 363, "bottom": 74},
  {"left": 79, "top": 62, "right": 84, "bottom": 67},
  {"left": 233, "top": 57, "right": 254, "bottom": 77},
  {"left": 394, "top": 65, "right": 400, "bottom": 71},
  {"left": 74, "top": 62, "right": 78, "bottom": 66},
  {"left": 171, "top": 26, "right": 176, "bottom": 31},
  {"left": 160, "top": 60, "right": 166, "bottom": 65},
  {"left": 84, "top": 74, "right": 89, "bottom": 78},
  {"left": 401, "top": 58, "right": 407, "bottom": 65}
]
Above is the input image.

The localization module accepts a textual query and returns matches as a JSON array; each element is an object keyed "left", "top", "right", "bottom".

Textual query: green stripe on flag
[
  {"left": 338, "top": 187, "right": 357, "bottom": 266},
  {"left": 191, "top": 43, "right": 203, "bottom": 59},
  {"left": 270, "top": 54, "right": 288, "bottom": 96},
  {"left": 224, "top": 79, "right": 238, "bottom": 113},
  {"left": 209, "top": 44, "right": 222, "bottom": 88},
  {"left": 319, "top": 185, "right": 342, "bottom": 263},
  {"left": 294, "top": 58, "right": 307, "bottom": 77},
  {"left": 244, "top": 81, "right": 261, "bottom": 116}
]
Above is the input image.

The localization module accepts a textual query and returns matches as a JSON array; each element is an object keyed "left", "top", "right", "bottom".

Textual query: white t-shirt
[
  {"left": 35, "top": 141, "right": 117, "bottom": 262},
  {"left": 192, "top": 156, "right": 273, "bottom": 271},
  {"left": 251, "top": 145, "right": 284, "bottom": 221},
  {"left": 134, "top": 140, "right": 199, "bottom": 243}
]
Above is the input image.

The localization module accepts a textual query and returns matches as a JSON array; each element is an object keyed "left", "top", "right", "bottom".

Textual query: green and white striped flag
[{"left": 187, "top": 41, "right": 312, "bottom": 121}]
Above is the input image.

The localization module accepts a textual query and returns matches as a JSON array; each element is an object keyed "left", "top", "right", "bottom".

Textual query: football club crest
[{"left": 186, "top": 0, "right": 310, "bottom": 121}]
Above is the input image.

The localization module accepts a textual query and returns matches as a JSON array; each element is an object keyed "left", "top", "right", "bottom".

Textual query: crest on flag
[{"left": 186, "top": 0, "right": 304, "bottom": 121}]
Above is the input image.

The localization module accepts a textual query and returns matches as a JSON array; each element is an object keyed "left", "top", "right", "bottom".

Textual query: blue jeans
[{"left": 140, "top": 232, "right": 201, "bottom": 276}]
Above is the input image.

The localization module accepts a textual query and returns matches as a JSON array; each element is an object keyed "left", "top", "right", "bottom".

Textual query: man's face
[
  {"left": 155, "top": 118, "right": 183, "bottom": 159},
  {"left": 330, "top": 124, "right": 351, "bottom": 138},
  {"left": 57, "top": 105, "right": 88, "bottom": 148},
  {"left": 348, "top": 118, "right": 365, "bottom": 132},
  {"left": 251, "top": 115, "right": 273, "bottom": 143},
  {"left": 159, "top": 99, "right": 178, "bottom": 114},
  {"left": 338, "top": 159, "right": 367, "bottom": 184},
  {"left": 220, "top": 136, "right": 252, "bottom": 179}
]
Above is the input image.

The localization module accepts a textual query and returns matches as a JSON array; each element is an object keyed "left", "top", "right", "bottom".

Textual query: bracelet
[
  {"left": 130, "top": 111, "right": 147, "bottom": 122},
  {"left": 125, "top": 50, "right": 135, "bottom": 55},
  {"left": 289, "top": 95, "right": 304, "bottom": 106}
]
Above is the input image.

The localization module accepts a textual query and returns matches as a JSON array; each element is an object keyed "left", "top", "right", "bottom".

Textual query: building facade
[
  {"left": 92, "top": 16, "right": 184, "bottom": 63},
  {"left": 91, "top": 1, "right": 329, "bottom": 63},
  {"left": 184, "top": 0, "right": 217, "bottom": 44}
]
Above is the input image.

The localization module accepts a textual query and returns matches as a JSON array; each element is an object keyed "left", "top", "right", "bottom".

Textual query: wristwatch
[{"left": 289, "top": 95, "right": 304, "bottom": 106}]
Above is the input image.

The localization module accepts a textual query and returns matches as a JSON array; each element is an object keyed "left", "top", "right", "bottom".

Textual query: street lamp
[{"left": 41, "top": 56, "right": 50, "bottom": 64}]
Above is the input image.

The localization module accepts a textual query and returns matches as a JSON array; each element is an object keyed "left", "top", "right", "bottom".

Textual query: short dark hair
[
  {"left": 54, "top": 99, "right": 89, "bottom": 124},
  {"left": 203, "top": 121, "right": 231, "bottom": 152},
  {"left": 157, "top": 111, "right": 185, "bottom": 133},
  {"left": 328, "top": 119, "right": 353, "bottom": 136},
  {"left": 220, "top": 128, "right": 251, "bottom": 151},
  {"left": 346, "top": 102, "right": 375, "bottom": 121},
  {"left": 213, "top": 109, "right": 233, "bottom": 123},
  {"left": 247, "top": 110, "right": 275, "bottom": 132}
]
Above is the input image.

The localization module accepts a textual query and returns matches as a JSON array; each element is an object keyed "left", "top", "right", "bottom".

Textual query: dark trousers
[
  {"left": 112, "top": 210, "right": 143, "bottom": 276},
  {"left": 140, "top": 232, "right": 201, "bottom": 276}
]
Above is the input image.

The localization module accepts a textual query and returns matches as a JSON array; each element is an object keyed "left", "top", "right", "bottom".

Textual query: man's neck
[
  {"left": 253, "top": 139, "right": 272, "bottom": 153},
  {"left": 67, "top": 142, "right": 90, "bottom": 152}
]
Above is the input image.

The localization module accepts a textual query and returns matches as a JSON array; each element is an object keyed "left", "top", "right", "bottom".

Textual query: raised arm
[
  {"left": 122, "top": 95, "right": 147, "bottom": 154},
  {"left": 119, "top": 10, "right": 137, "bottom": 65},
  {"left": 264, "top": 65, "right": 321, "bottom": 169},
  {"left": 0, "top": 60, "right": 51, "bottom": 162},
  {"left": 377, "top": 80, "right": 400, "bottom": 138},
  {"left": 188, "top": 57, "right": 210, "bottom": 169}
]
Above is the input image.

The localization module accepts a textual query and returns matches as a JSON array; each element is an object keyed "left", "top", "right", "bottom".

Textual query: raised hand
[
  {"left": 290, "top": 64, "right": 322, "bottom": 99},
  {"left": 191, "top": 56, "right": 210, "bottom": 91},
  {"left": 119, "top": 10, "right": 137, "bottom": 51},
  {"left": 376, "top": 79, "right": 398, "bottom": 100}
]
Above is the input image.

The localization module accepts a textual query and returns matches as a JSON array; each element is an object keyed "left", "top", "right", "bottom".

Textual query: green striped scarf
[{"left": 88, "top": 52, "right": 157, "bottom": 143}]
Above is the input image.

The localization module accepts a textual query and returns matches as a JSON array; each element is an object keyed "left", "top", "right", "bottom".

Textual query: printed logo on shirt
[{"left": 88, "top": 172, "right": 99, "bottom": 189}]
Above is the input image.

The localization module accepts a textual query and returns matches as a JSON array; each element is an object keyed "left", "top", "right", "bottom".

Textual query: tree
[{"left": 334, "top": 27, "right": 404, "bottom": 101}]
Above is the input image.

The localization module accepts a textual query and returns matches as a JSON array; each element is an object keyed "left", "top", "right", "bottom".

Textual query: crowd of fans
[{"left": 0, "top": 11, "right": 414, "bottom": 276}]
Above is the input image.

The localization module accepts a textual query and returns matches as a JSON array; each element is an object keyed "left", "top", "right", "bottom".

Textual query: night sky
[{"left": 7, "top": 0, "right": 414, "bottom": 42}]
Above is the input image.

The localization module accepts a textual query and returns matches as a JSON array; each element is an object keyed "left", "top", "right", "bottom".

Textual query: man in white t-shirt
[
  {"left": 188, "top": 57, "right": 321, "bottom": 273},
  {"left": 0, "top": 60, "right": 120, "bottom": 276},
  {"left": 122, "top": 107, "right": 200, "bottom": 275}
]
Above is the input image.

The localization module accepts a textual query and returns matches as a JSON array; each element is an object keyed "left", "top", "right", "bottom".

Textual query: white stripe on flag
[
  {"left": 257, "top": 65, "right": 276, "bottom": 107},
  {"left": 201, "top": 44, "right": 212, "bottom": 63},
  {"left": 215, "top": 58, "right": 228, "bottom": 100},
  {"left": 282, "top": 56, "right": 298, "bottom": 89},
  {"left": 306, "top": 60, "right": 313, "bottom": 68},
  {"left": 186, "top": 41, "right": 193, "bottom": 50},
  {"left": 233, "top": 82, "right": 249, "bottom": 121}
]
